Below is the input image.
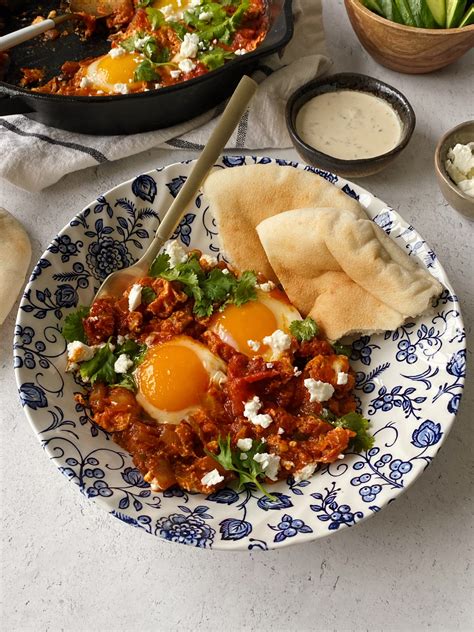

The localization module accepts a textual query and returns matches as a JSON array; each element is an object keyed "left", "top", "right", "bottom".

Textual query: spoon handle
[
  {"left": 140, "top": 74, "right": 258, "bottom": 267},
  {"left": 0, "top": 15, "right": 71, "bottom": 52}
]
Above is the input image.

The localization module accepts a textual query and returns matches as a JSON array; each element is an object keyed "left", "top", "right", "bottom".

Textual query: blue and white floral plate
[{"left": 14, "top": 156, "right": 466, "bottom": 550}]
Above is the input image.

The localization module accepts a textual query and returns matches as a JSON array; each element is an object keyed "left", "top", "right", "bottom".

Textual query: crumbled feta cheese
[
  {"left": 277, "top": 427, "right": 284, "bottom": 435},
  {"left": 211, "top": 370, "right": 227, "bottom": 386},
  {"left": 257, "top": 281, "right": 275, "bottom": 292},
  {"left": 179, "top": 32, "right": 200, "bottom": 59},
  {"left": 304, "top": 378, "right": 335, "bottom": 403},
  {"left": 240, "top": 453, "right": 248, "bottom": 460},
  {"left": 262, "top": 329, "right": 291, "bottom": 360},
  {"left": 114, "top": 353, "right": 133, "bottom": 374},
  {"left": 200, "top": 253, "right": 218, "bottom": 266},
  {"left": 201, "top": 468, "right": 224, "bottom": 487},
  {"left": 128, "top": 284, "right": 142, "bottom": 312},
  {"left": 222, "top": 268, "right": 230, "bottom": 275},
  {"left": 113, "top": 83, "right": 129, "bottom": 94},
  {"left": 337, "top": 371, "right": 349, "bottom": 385},
  {"left": 67, "top": 341, "right": 95, "bottom": 363},
  {"left": 234, "top": 48, "right": 247, "bottom": 55},
  {"left": 253, "top": 452, "right": 281, "bottom": 481},
  {"left": 247, "top": 339, "right": 261, "bottom": 352},
  {"left": 237, "top": 437, "right": 253, "bottom": 452},
  {"left": 338, "top": 454, "right": 345, "bottom": 460},
  {"left": 66, "top": 361, "right": 79, "bottom": 373},
  {"left": 116, "top": 334, "right": 128, "bottom": 345},
  {"left": 293, "top": 367, "right": 302, "bottom": 377},
  {"left": 178, "top": 58, "right": 196, "bottom": 73},
  {"left": 164, "top": 239, "right": 188, "bottom": 266},
  {"left": 198, "top": 10, "right": 213, "bottom": 21},
  {"left": 109, "top": 47, "right": 125, "bottom": 58},
  {"left": 160, "top": 3, "right": 173, "bottom": 17},
  {"left": 170, "top": 69, "right": 182, "bottom": 79},
  {"left": 293, "top": 462, "right": 317, "bottom": 483},
  {"left": 266, "top": 363, "right": 274, "bottom": 369},
  {"left": 190, "top": 0, "right": 202, "bottom": 6},
  {"left": 243, "top": 395, "right": 273, "bottom": 429},
  {"left": 79, "top": 76, "right": 91, "bottom": 89}
]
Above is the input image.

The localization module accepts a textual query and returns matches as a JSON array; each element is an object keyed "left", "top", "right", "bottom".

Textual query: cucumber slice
[
  {"left": 446, "top": 0, "right": 467, "bottom": 26},
  {"left": 361, "top": 0, "right": 385, "bottom": 14},
  {"left": 459, "top": 4, "right": 474, "bottom": 26},
  {"left": 394, "top": 0, "right": 417, "bottom": 24},
  {"left": 425, "top": 0, "right": 446, "bottom": 25}
]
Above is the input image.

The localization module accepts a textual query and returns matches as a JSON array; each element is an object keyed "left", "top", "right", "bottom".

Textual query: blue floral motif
[
  {"left": 87, "top": 479, "right": 113, "bottom": 497},
  {"left": 369, "top": 385, "right": 426, "bottom": 419},
  {"left": 373, "top": 210, "right": 394, "bottom": 234},
  {"left": 86, "top": 237, "right": 134, "bottom": 280},
  {"left": 351, "top": 336, "right": 381, "bottom": 366},
  {"left": 111, "top": 512, "right": 153, "bottom": 534},
  {"left": 303, "top": 165, "right": 338, "bottom": 184},
  {"left": 310, "top": 483, "right": 363, "bottom": 529},
  {"left": 54, "top": 284, "right": 78, "bottom": 309},
  {"left": 166, "top": 176, "right": 187, "bottom": 198},
  {"left": 93, "top": 196, "right": 114, "bottom": 218},
  {"left": 220, "top": 518, "right": 252, "bottom": 540},
  {"left": 342, "top": 183, "right": 359, "bottom": 200},
  {"left": 223, "top": 155, "right": 246, "bottom": 167},
  {"left": 269, "top": 514, "right": 313, "bottom": 542},
  {"left": 396, "top": 339, "right": 417, "bottom": 364},
  {"left": 29, "top": 258, "right": 51, "bottom": 281},
  {"left": 121, "top": 467, "right": 149, "bottom": 488},
  {"left": 155, "top": 506, "right": 215, "bottom": 547},
  {"left": 48, "top": 234, "right": 83, "bottom": 263},
  {"left": 19, "top": 383, "right": 48, "bottom": 409},
  {"left": 207, "top": 488, "right": 239, "bottom": 505},
  {"left": 355, "top": 363, "right": 390, "bottom": 394},
  {"left": 411, "top": 420, "right": 443, "bottom": 448},
  {"left": 447, "top": 393, "right": 461, "bottom": 414},
  {"left": 132, "top": 174, "right": 157, "bottom": 203},
  {"left": 257, "top": 493, "right": 293, "bottom": 511},
  {"left": 447, "top": 350, "right": 466, "bottom": 378},
  {"left": 172, "top": 213, "right": 196, "bottom": 247}
]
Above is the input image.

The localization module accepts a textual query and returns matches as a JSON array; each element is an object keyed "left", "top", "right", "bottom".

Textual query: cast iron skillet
[{"left": 0, "top": 0, "right": 293, "bottom": 134}]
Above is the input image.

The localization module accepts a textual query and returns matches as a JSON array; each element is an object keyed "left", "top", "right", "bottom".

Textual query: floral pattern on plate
[{"left": 14, "top": 156, "right": 465, "bottom": 550}]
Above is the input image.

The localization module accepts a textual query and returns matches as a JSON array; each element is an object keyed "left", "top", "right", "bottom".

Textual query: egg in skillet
[
  {"left": 135, "top": 336, "right": 226, "bottom": 424},
  {"left": 149, "top": 0, "right": 202, "bottom": 20},
  {"left": 209, "top": 287, "right": 302, "bottom": 360},
  {"left": 80, "top": 49, "right": 146, "bottom": 94}
]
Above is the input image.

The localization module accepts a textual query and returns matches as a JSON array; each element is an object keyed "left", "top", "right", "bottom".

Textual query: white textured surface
[{"left": 1, "top": 2, "right": 473, "bottom": 630}]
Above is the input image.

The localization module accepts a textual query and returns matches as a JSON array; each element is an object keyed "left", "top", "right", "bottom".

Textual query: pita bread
[
  {"left": 256, "top": 208, "right": 443, "bottom": 340},
  {"left": 202, "top": 165, "right": 366, "bottom": 282},
  {"left": 0, "top": 208, "right": 32, "bottom": 325}
]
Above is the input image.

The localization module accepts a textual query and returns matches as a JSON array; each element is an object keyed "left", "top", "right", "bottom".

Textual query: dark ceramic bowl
[
  {"left": 435, "top": 121, "right": 474, "bottom": 221},
  {"left": 286, "top": 73, "right": 416, "bottom": 178}
]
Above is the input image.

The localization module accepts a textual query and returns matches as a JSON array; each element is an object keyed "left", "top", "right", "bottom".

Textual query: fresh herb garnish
[
  {"left": 120, "top": 32, "right": 173, "bottom": 81},
  {"left": 62, "top": 306, "right": 90, "bottom": 343},
  {"left": 149, "top": 252, "right": 257, "bottom": 318},
  {"left": 206, "top": 434, "right": 276, "bottom": 499},
  {"left": 135, "top": 59, "right": 161, "bottom": 82},
  {"left": 141, "top": 286, "right": 157, "bottom": 304},
  {"left": 146, "top": 7, "right": 165, "bottom": 30},
  {"left": 332, "top": 412, "right": 374, "bottom": 453},
  {"left": 290, "top": 317, "right": 319, "bottom": 342},
  {"left": 185, "top": 0, "right": 250, "bottom": 44},
  {"left": 332, "top": 342, "right": 351, "bottom": 357},
  {"left": 78, "top": 339, "right": 147, "bottom": 389},
  {"left": 167, "top": 20, "right": 188, "bottom": 40},
  {"left": 198, "top": 47, "right": 234, "bottom": 70}
]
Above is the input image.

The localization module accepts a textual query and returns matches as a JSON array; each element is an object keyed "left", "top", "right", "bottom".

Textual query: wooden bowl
[
  {"left": 344, "top": 0, "right": 474, "bottom": 74},
  {"left": 435, "top": 121, "right": 474, "bottom": 221}
]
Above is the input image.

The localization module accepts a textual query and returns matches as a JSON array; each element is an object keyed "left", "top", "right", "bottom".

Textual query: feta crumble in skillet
[{"left": 62, "top": 241, "right": 373, "bottom": 497}]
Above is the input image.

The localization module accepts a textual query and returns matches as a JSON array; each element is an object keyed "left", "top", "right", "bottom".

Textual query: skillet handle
[{"left": 0, "top": 92, "right": 34, "bottom": 115}]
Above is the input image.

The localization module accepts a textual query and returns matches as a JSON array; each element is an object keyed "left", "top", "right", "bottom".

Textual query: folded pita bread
[
  {"left": 256, "top": 208, "right": 443, "bottom": 340},
  {"left": 203, "top": 165, "right": 366, "bottom": 282},
  {"left": 0, "top": 208, "right": 32, "bottom": 325}
]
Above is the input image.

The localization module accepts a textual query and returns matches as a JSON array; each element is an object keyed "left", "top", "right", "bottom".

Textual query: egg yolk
[
  {"left": 212, "top": 300, "right": 278, "bottom": 356},
  {"left": 151, "top": 0, "right": 183, "bottom": 11},
  {"left": 95, "top": 52, "right": 142, "bottom": 86},
  {"left": 137, "top": 343, "right": 210, "bottom": 411}
]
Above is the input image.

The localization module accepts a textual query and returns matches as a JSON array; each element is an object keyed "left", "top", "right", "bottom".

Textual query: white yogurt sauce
[{"left": 296, "top": 90, "right": 402, "bottom": 160}]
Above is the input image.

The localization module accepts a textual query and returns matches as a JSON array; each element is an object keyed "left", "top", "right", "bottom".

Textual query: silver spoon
[{"left": 93, "top": 74, "right": 258, "bottom": 302}]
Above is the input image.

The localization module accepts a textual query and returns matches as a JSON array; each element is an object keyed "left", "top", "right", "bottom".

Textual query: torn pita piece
[
  {"left": 256, "top": 208, "right": 443, "bottom": 341},
  {"left": 0, "top": 208, "right": 32, "bottom": 325},
  {"left": 203, "top": 164, "right": 366, "bottom": 283}
]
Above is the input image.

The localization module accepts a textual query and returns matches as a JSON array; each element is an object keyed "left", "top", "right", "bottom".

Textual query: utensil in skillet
[
  {"left": 93, "top": 74, "right": 257, "bottom": 301},
  {"left": 0, "top": 0, "right": 126, "bottom": 52}
]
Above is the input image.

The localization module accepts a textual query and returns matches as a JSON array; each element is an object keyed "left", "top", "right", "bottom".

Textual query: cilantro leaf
[
  {"left": 206, "top": 434, "right": 276, "bottom": 499},
  {"left": 232, "top": 270, "right": 257, "bottom": 306},
  {"left": 113, "top": 373, "right": 137, "bottom": 391},
  {"left": 141, "top": 286, "right": 157, "bottom": 304},
  {"left": 167, "top": 20, "right": 187, "bottom": 40},
  {"left": 332, "top": 342, "right": 351, "bottom": 357},
  {"left": 198, "top": 47, "right": 234, "bottom": 70},
  {"left": 192, "top": 0, "right": 249, "bottom": 44},
  {"left": 62, "top": 306, "right": 90, "bottom": 343},
  {"left": 201, "top": 267, "right": 235, "bottom": 302},
  {"left": 116, "top": 339, "right": 147, "bottom": 367},
  {"left": 146, "top": 7, "right": 165, "bottom": 30},
  {"left": 80, "top": 344, "right": 116, "bottom": 385},
  {"left": 149, "top": 253, "right": 171, "bottom": 276},
  {"left": 290, "top": 317, "right": 319, "bottom": 342},
  {"left": 134, "top": 59, "right": 160, "bottom": 82},
  {"left": 333, "top": 412, "right": 374, "bottom": 453}
]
